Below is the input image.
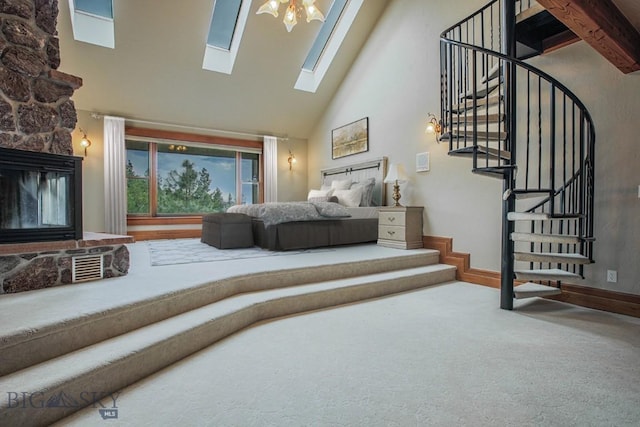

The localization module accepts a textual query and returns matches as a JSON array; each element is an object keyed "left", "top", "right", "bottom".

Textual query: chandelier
[{"left": 257, "top": 0, "right": 325, "bottom": 32}]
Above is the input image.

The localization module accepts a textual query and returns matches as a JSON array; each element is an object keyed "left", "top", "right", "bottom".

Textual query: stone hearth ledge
[
  {"left": 0, "top": 233, "right": 135, "bottom": 294},
  {"left": 0, "top": 232, "right": 135, "bottom": 255}
]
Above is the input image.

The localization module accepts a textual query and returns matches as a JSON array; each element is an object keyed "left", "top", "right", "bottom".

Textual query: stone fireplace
[{"left": 0, "top": 0, "right": 132, "bottom": 294}]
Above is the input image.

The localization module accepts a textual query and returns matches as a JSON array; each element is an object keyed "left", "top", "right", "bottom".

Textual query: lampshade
[
  {"left": 283, "top": 2, "right": 298, "bottom": 32},
  {"left": 303, "top": 0, "right": 325, "bottom": 22},
  {"left": 384, "top": 163, "right": 408, "bottom": 184},
  {"left": 256, "top": 0, "right": 282, "bottom": 17}
]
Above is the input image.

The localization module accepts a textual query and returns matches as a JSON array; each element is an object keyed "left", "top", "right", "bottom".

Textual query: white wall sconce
[{"left": 287, "top": 150, "right": 297, "bottom": 170}]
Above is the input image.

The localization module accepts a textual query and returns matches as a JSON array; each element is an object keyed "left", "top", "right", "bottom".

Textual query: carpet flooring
[
  {"left": 56, "top": 281, "right": 640, "bottom": 427},
  {"left": 147, "top": 238, "right": 332, "bottom": 266}
]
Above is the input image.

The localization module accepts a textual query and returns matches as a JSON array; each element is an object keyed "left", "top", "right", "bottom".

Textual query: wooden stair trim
[
  {"left": 423, "top": 235, "right": 639, "bottom": 318},
  {"left": 546, "top": 284, "right": 640, "bottom": 318},
  {"left": 536, "top": 0, "right": 640, "bottom": 74},
  {"left": 542, "top": 29, "right": 581, "bottom": 54},
  {"left": 423, "top": 236, "right": 500, "bottom": 288}
]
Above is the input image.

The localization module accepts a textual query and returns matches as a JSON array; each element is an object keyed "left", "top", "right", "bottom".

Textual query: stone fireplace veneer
[{"left": 0, "top": 0, "right": 82, "bottom": 154}]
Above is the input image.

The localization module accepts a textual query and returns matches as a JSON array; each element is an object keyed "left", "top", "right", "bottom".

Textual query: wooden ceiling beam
[{"left": 536, "top": 0, "right": 640, "bottom": 73}]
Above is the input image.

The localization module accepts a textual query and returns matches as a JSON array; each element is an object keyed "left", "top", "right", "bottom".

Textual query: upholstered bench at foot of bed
[{"left": 201, "top": 213, "right": 254, "bottom": 249}]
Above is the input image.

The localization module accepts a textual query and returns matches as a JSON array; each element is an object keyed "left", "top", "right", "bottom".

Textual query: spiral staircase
[{"left": 439, "top": 0, "right": 596, "bottom": 309}]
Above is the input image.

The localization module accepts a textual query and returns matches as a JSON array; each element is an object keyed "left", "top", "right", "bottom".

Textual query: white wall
[
  {"left": 307, "top": 0, "right": 640, "bottom": 295},
  {"left": 529, "top": 42, "right": 640, "bottom": 295},
  {"left": 308, "top": 0, "right": 503, "bottom": 271},
  {"left": 277, "top": 138, "right": 309, "bottom": 202},
  {"left": 73, "top": 110, "right": 106, "bottom": 232}
]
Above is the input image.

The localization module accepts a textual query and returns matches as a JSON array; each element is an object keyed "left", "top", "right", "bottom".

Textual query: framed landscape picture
[{"left": 332, "top": 117, "right": 369, "bottom": 159}]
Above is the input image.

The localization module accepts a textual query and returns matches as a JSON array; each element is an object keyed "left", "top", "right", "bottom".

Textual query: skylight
[
  {"left": 68, "top": 0, "right": 115, "bottom": 48},
  {"left": 302, "top": 0, "right": 348, "bottom": 71},
  {"left": 202, "top": 0, "right": 251, "bottom": 75},
  {"left": 74, "top": 0, "right": 113, "bottom": 19},
  {"left": 295, "top": 0, "right": 363, "bottom": 93},
  {"left": 207, "top": 0, "right": 242, "bottom": 50}
]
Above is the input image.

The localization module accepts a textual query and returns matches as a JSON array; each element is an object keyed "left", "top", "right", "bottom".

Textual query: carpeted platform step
[
  {"left": 0, "top": 263, "right": 455, "bottom": 427},
  {"left": 0, "top": 251, "right": 439, "bottom": 377}
]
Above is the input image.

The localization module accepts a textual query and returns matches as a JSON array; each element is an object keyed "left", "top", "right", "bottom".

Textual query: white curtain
[
  {"left": 103, "top": 116, "right": 127, "bottom": 235},
  {"left": 263, "top": 136, "right": 278, "bottom": 203}
]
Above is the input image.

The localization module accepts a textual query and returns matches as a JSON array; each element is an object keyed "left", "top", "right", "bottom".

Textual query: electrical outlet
[{"left": 607, "top": 270, "right": 617, "bottom": 283}]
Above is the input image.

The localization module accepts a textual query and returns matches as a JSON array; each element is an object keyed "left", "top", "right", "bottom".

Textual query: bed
[{"left": 228, "top": 157, "right": 387, "bottom": 250}]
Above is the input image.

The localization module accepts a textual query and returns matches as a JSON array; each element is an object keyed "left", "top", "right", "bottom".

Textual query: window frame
[{"left": 125, "top": 127, "right": 263, "bottom": 225}]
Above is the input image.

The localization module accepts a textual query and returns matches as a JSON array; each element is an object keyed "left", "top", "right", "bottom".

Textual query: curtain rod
[{"left": 90, "top": 113, "right": 290, "bottom": 141}]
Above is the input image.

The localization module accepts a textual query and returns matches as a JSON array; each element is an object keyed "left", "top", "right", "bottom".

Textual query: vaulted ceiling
[
  {"left": 57, "top": 0, "right": 390, "bottom": 140},
  {"left": 57, "top": 0, "right": 639, "bottom": 142}
]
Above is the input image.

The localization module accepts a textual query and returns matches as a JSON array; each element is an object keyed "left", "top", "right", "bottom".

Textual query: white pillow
[
  {"left": 307, "top": 188, "right": 333, "bottom": 201},
  {"left": 333, "top": 186, "right": 364, "bottom": 207},
  {"left": 330, "top": 178, "right": 352, "bottom": 190}
]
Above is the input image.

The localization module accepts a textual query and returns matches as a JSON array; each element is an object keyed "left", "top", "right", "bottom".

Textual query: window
[
  {"left": 125, "top": 140, "right": 150, "bottom": 215},
  {"left": 125, "top": 129, "right": 262, "bottom": 217}
]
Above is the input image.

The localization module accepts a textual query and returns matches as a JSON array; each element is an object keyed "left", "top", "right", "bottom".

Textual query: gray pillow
[{"left": 351, "top": 178, "right": 376, "bottom": 206}]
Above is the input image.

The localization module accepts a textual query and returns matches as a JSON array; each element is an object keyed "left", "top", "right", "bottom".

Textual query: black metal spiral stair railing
[{"left": 439, "top": 0, "right": 595, "bottom": 309}]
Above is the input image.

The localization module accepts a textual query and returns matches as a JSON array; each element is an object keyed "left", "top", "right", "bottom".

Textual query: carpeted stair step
[
  {"left": 516, "top": 2, "right": 545, "bottom": 24},
  {"left": 515, "top": 251, "right": 591, "bottom": 264},
  {"left": 507, "top": 212, "right": 582, "bottom": 221},
  {"left": 502, "top": 189, "right": 553, "bottom": 200},
  {"left": 472, "top": 165, "right": 517, "bottom": 178},
  {"left": 515, "top": 268, "right": 581, "bottom": 282},
  {"left": 461, "top": 76, "right": 502, "bottom": 99},
  {"left": 514, "top": 282, "right": 562, "bottom": 299},
  {"left": 449, "top": 113, "right": 505, "bottom": 125},
  {"left": 449, "top": 93, "right": 503, "bottom": 113},
  {"left": 0, "top": 252, "right": 439, "bottom": 377},
  {"left": 0, "top": 263, "right": 456, "bottom": 427},
  {"left": 441, "top": 130, "right": 508, "bottom": 141},
  {"left": 511, "top": 232, "right": 581, "bottom": 244},
  {"left": 449, "top": 145, "right": 511, "bottom": 161}
]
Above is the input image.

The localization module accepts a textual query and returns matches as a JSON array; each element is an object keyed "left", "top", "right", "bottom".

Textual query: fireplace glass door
[{"left": 0, "top": 148, "right": 82, "bottom": 243}]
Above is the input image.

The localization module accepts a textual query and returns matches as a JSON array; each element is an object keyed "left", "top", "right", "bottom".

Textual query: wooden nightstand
[{"left": 377, "top": 206, "right": 424, "bottom": 249}]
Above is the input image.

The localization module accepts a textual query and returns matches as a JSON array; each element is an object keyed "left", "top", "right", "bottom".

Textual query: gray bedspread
[{"left": 227, "top": 201, "right": 351, "bottom": 227}]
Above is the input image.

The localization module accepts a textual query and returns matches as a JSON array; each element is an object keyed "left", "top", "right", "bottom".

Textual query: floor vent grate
[{"left": 72, "top": 255, "right": 104, "bottom": 283}]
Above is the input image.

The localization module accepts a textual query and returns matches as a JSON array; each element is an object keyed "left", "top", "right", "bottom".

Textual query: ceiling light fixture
[{"left": 257, "top": 0, "right": 325, "bottom": 32}]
